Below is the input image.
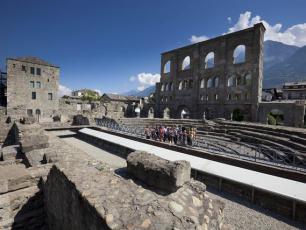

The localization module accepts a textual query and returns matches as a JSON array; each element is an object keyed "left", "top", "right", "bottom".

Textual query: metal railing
[{"left": 95, "top": 117, "right": 306, "bottom": 172}]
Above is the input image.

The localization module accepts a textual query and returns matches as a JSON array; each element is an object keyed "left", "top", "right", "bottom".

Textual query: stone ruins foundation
[{"left": 0, "top": 121, "right": 224, "bottom": 230}]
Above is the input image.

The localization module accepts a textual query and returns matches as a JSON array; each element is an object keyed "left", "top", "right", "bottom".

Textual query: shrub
[{"left": 267, "top": 113, "right": 276, "bottom": 125}]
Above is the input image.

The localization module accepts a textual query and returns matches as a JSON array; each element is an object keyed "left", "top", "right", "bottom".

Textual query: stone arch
[
  {"left": 232, "top": 108, "right": 244, "bottom": 121},
  {"left": 227, "top": 75, "right": 235, "bottom": 87},
  {"left": 178, "top": 106, "right": 190, "bottom": 119},
  {"left": 163, "top": 107, "right": 170, "bottom": 119},
  {"left": 164, "top": 61, "right": 171, "bottom": 73},
  {"left": 245, "top": 73, "right": 252, "bottom": 86},
  {"left": 204, "top": 52, "right": 215, "bottom": 69},
  {"left": 207, "top": 78, "right": 213, "bottom": 88},
  {"left": 178, "top": 81, "right": 183, "bottom": 90},
  {"left": 236, "top": 75, "right": 245, "bottom": 86},
  {"left": 214, "top": 77, "right": 219, "bottom": 88},
  {"left": 268, "top": 109, "right": 284, "bottom": 125},
  {"left": 200, "top": 78, "right": 205, "bottom": 88},
  {"left": 148, "top": 107, "right": 154, "bottom": 118},
  {"left": 233, "top": 45, "right": 246, "bottom": 64},
  {"left": 181, "top": 56, "right": 191, "bottom": 70}
]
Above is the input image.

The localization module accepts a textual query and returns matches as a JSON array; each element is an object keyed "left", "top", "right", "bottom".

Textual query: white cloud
[
  {"left": 129, "top": 76, "right": 136, "bottom": 82},
  {"left": 189, "top": 11, "right": 306, "bottom": 47},
  {"left": 130, "top": 72, "right": 161, "bottom": 91},
  {"left": 227, "top": 17, "right": 232, "bottom": 23},
  {"left": 94, "top": 89, "right": 101, "bottom": 95},
  {"left": 58, "top": 84, "right": 72, "bottom": 97},
  {"left": 189, "top": 35, "right": 209, "bottom": 44}
]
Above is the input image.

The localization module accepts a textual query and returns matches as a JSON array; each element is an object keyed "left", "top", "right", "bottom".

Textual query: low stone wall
[
  {"left": 127, "top": 151, "right": 191, "bottom": 192},
  {"left": 43, "top": 162, "right": 224, "bottom": 230},
  {"left": 77, "top": 131, "right": 134, "bottom": 158}
]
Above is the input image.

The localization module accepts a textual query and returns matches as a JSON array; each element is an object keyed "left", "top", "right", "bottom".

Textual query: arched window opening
[
  {"left": 207, "top": 78, "right": 213, "bottom": 88},
  {"left": 148, "top": 107, "right": 154, "bottom": 118},
  {"left": 180, "top": 107, "right": 190, "bottom": 119},
  {"left": 35, "top": 109, "right": 41, "bottom": 115},
  {"left": 236, "top": 75, "right": 245, "bottom": 86},
  {"left": 227, "top": 76, "right": 235, "bottom": 87},
  {"left": 214, "top": 77, "right": 219, "bottom": 88},
  {"left": 200, "top": 79, "right": 205, "bottom": 88},
  {"left": 245, "top": 73, "right": 251, "bottom": 86},
  {"left": 205, "top": 52, "right": 215, "bottom": 69},
  {"left": 179, "top": 81, "right": 183, "bottom": 90},
  {"left": 163, "top": 107, "right": 170, "bottom": 119},
  {"left": 165, "top": 83, "right": 169, "bottom": 91},
  {"left": 184, "top": 80, "right": 188, "bottom": 89},
  {"left": 161, "top": 84, "right": 165, "bottom": 92},
  {"left": 227, "top": 94, "right": 231, "bottom": 101},
  {"left": 267, "top": 109, "right": 284, "bottom": 125},
  {"left": 164, "top": 61, "right": 171, "bottom": 73},
  {"left": 189, "top": 80, "right": 193, "bottom": 89},
  {"left": 182, "top": 56, "right": 191, "bottom": 70},
  {"left": 233, "top": 45, "right": 246, "bottom": 64},
  {"left": 215, "top": 94, "right": 219, "bottom": 100},
  {"left": 169, "top": 82, "right": 173, "bottom": 91}
]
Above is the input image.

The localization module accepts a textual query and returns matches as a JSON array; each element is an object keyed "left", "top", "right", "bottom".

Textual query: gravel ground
[
  {"left": 206, "top": 188, "right": 306, "bottom": 230},
  {"left": 59, "top": 135, "right": 127, "bottom": 169}
]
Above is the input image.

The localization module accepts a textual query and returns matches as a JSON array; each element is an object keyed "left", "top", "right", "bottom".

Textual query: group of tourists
[{"left": 144, "top": 125, "right": 197, "bottom": 146}]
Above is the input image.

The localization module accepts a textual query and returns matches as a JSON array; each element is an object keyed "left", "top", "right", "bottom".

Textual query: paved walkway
[{"left": 79, "top": 128, "right": 306, "bottom": 203}]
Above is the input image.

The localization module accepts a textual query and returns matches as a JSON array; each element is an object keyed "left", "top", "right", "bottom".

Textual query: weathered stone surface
[
  {"left": 127, "top": 151, "right": 191, "bottom": 192},
  {"left": 72, "top": 114, "right": 90, "bottom": 125},
  {"left": 1, "top": 145, "right": 18, "bottom": 161},
  {"left": 20, "top": 116, "right": 36, "bottom": 124}
]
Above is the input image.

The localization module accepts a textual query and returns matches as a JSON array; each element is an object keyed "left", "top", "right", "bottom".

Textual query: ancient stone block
[
  {"left": 20, "top": 117, "right": 36, "bottom": 124},
  {"left": 127, "top": 151, "right": 191, "bottom": 192},
  {"left": 1, "top": 145, "right": 18, "bottom": 161},
  {"left": 20, "top": 135, "right": 49, "bottom": 153}
]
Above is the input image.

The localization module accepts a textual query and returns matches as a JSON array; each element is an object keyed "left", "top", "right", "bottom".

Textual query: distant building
[
  {"left": 72, "top": 89, "right": 100, "bottom": 97},
  {"left": 283, "top": 81, "right": 306, "bottom": 100},
  {"left": 6, "top": 57, "right": 59, "bottom": 121},
  {"left": 0, "top": 71, "right": 7, "bottom": 107},
  {"left": 100, "top": 93, "right": 140, "bottom": 118}
]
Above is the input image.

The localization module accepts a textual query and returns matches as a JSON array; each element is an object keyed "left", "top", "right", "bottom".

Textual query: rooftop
[{"left": 7, "top": 56, "right": 59, "bottom": 68}]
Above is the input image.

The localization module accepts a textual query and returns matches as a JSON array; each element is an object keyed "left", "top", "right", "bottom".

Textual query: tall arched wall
[{"left": 155, "top": 23, "right": 266, "bottom": 121}]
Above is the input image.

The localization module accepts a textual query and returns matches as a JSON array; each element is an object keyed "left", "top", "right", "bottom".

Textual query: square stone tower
[{"left": 6, "top": 57, "right": 59, "bottom": 121}]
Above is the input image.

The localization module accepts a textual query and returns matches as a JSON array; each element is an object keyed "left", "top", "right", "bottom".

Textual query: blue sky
[{"left": 1, "top": 0, "right": 306, "bottom": 95}]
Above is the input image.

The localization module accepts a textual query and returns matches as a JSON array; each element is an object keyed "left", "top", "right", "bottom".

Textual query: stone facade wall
[
  {"left": 155, "top": 23, "right": 265, "bottom": 121},
  {"left": 258, "top": 101, "right": 306, "bottom": 127},
  {"left": 6, "top": 59, "right": 59, "bottom": 121}
]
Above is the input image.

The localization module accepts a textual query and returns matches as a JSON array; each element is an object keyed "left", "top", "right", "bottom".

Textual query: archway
[
  {"left": 148, "top": 107, "right": 154, "bottom": 118},
  {"left": 232, "top": 109, "right": 244, "bottom": 121},
  {"left": 36, "top": 109, "right": 41, "bottom": 122},
  {"left": 163, "top": 107, "right": 170, "bottom": 119},
  {"left": 178, "top": 106, "right": 190, "bottom": 119},
  {"left": 267, "top": 109, "right": 284, "bottom": 125}
]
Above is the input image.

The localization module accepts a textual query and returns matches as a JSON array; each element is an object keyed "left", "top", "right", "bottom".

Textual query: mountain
[
  {"left": 263, "top": 40, "right": 299, "bottom": 69},
  {"left": 122, "top": 85, "right": 155, "bottom": 97},
  {"left": 263, "top": 43, "right": 306, "bottom": 88}
]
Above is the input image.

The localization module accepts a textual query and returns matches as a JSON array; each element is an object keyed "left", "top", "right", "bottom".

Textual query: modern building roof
[{"left": 7, "top": 56, "right": 59, "bottom": 68}]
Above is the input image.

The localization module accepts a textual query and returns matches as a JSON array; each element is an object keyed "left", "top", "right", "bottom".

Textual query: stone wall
[
  {"left": 6, "top": 58, "right": 59, "bottom": 121},
  {"left": 258, "top": 101, "right": 306, "bottom": 127},
  {"left": 156, "top": 23, "right": 266, "bottom": 121}
]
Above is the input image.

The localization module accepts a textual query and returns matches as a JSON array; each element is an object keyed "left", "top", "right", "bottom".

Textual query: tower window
[{"left": 32, "top": 92, "right": 36, "bottom": 100}]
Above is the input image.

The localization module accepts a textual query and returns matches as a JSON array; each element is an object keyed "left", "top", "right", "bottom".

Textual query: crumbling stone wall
[{"left": 156, "top": 23, "right": 265, "bottom": 121}]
